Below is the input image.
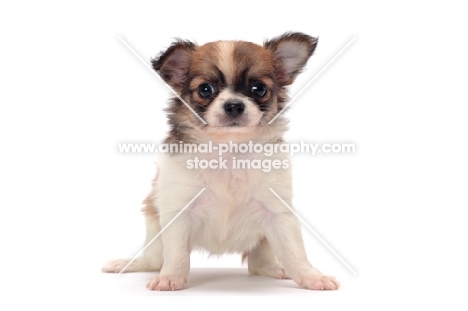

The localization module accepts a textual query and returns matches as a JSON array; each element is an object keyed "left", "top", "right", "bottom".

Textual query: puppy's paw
[
  {"left": 146, "top": 275, "right": 187, "bottom": 291},
  {"left": 102, "top": 259, "right": 131, "bottom": 273},
  {"left": 297, "top": 274, "right": 340, "bottom": 290}
]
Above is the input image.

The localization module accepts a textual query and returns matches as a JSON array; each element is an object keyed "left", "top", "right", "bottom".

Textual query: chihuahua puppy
[{"left": 103, "top": 32, "right": 339, "bottom": 291}]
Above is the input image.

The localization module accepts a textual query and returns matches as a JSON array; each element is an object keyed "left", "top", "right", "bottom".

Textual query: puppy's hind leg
[
  {"left": 245, "top": 238, "right": 290, "bottom": 279},
  {"left": 102, "top": 193, "right": 164, "bottom": 273}
]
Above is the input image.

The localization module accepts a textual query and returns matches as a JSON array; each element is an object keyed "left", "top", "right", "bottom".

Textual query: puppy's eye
[
  {"left": 251, "top": 82, "right": 267, "bottom": 98},
  {"left": 198, "top": 83, "right": 215, "bottom": 98}
]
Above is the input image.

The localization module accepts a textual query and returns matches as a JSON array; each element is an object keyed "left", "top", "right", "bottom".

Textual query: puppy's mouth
[
  {"left": 221, "top": 119, "right": 249, "bottom": 127},
  {"left": 213, "top": 114, "right": 255, "bottom": 128}
]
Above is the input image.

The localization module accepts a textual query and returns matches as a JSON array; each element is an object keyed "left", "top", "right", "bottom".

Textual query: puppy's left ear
[
  {"left": 264, "top": 32, "right": 318, "bottom": 86},
  {"left": 151, "top": 39, "right": 196, "bottom": 90}
]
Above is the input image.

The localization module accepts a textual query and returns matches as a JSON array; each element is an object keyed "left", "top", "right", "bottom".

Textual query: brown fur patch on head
[
  {"left": 189, "top": 42, "right": 230, "bottom": 85},
  {"left": 232, "top": 42, "right": 276, "bottom": 83},
  {"left": 231, "top": 42, "right": 278, "bottom": 112},
  {"left": 187, "top": 41, "right": 276, "bottom": 98},
  {"left": 154, "top": 33, "right": 317, "bottom": 146}
]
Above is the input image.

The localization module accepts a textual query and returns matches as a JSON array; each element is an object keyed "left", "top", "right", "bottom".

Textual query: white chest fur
[{"left": 155, "top": 151, "right": 292, "bottom": 254}]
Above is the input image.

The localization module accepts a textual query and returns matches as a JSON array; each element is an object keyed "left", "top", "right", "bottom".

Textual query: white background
[{"left": 1, "top": 0, "right": 467, "bottom": 309}]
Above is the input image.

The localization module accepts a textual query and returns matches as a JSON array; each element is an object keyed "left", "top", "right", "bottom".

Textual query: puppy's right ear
[{"left": 151, "top": 40, "right": 196, "bottom": 90}]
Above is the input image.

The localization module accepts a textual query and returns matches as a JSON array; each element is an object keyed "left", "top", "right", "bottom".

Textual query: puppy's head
[{"left": 152, "top": 33, "right": 317, "bottom": 142}]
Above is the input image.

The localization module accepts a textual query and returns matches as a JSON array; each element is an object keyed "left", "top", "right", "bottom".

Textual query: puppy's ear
[
  {"left": 264, "top": 32, "right": 318, "bottom": 85},
  {"left": 151, "top": 39, "right": 196, "bottom": 90}
]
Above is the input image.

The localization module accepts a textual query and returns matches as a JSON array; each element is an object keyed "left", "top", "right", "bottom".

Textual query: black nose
[{"left": 224, "top": 101, "right": 245, "bottom": 118}]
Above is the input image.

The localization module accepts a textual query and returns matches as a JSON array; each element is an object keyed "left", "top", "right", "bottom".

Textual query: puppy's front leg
[
  {"left": 263, "top": 196, "right": 340, "bottom": 290},
  {"left": 146, "top": 203, "right": 191, "bottom": 291}
]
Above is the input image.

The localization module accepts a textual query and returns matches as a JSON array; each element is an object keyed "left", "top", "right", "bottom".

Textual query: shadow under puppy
[{"left": 103, "top": 32, "right": 340, "bottom": 291}]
